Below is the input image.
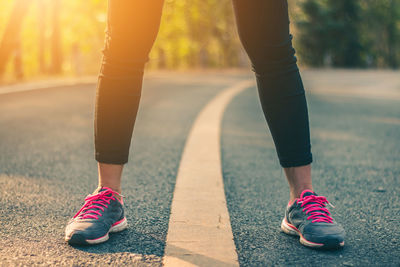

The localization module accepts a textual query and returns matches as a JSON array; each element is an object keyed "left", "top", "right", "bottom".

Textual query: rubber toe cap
[{"left": 303, "top": 222, "right": 345, "bottom": 247}]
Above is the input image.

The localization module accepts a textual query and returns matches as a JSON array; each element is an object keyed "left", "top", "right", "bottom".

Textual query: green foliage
[
  {"left": 360, "top": 0, "right": 400, "bottom": 68},
  {"left": 0, "top": 0, "right": 398, "bottom": 82},
  {"left": 149, "top": 0, "right": 243, "bottom": 69},
  {"left": 297, "top": 0, "right": 399, "bottom": 68},
  {"left": 0, "top": 0, "right": 244, "bottom": 81},
  {"left": 296, "top": 0, "right": 329, "bottom": 66}
]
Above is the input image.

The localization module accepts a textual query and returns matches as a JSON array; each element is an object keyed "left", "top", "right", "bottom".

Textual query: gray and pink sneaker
[
  {"left": 281, "top": 189, "right": 345, "bottom": 249},
  {"left": 65, "top": 187, "right": 127, "bottom": 245}
]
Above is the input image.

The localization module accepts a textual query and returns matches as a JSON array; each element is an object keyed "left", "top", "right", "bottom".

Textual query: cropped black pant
[{"left": 95, "top": 0, "right": 313, "bottom": 168}]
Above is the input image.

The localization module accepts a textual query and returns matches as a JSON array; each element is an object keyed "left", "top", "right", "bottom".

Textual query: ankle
[
  {"left": 97, "top": 162, "right": 123, "bottom": 194},
  {"left": 289, "top": 185, "right": 313, "bottom": 202},
  {"left": 284, "top": 164, "right": 313, "bottom": 203}
]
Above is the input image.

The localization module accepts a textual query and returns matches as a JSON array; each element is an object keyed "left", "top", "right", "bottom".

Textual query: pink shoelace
[
  {"left": 73, "top": 188, "right": 118, "bottom": 220},
  {"left": 297, "top": 194, "right": 334, "bottom": 223}
]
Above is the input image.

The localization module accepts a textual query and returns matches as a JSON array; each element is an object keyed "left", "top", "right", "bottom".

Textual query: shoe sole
[
  {"left": 66, "top": 217, "right": 128, "bottom": 245},
  {"left": 281, "top": 218, "right": 344, "bottom": 249}
]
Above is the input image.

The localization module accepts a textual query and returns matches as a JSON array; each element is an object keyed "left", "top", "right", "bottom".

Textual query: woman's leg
[
  {"left": 95, "top": 0, "right": 164, "bottom": 193},
  {"left": 65, "top": 0, "right": 164, "bottom": 245},
  {"left": 232, "top": 0, "right": 313, "bottom": 201},
  {"left": 232, "top": 0, "right": 345, "bottom": 249}
]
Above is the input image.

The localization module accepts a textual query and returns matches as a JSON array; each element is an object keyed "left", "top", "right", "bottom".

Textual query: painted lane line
[{"left": 163, "top": 80, "right": 255, "bottom": 267}]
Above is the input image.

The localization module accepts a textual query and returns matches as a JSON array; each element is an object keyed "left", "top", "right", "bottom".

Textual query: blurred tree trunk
[
  {"left": 50, "top": 0, "right": 62, "bottom": 74},
  {"left": 0, "top": 0, "right": 33, "bottom": 80},
  {"left": 387, "top": 0, "right": 398, "bottom": 68},
  {"left": 327, "top": 0, "right": 363, "bottom": 67},
  {"left": 14, "top": 39, "right": 24, "bottom": 80},
  {"left": 38, "top": 0, "right": 46, "bottom": 73}
]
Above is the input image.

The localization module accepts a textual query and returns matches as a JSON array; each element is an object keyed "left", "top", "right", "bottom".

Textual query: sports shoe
[
  {"left": 281, "top": 189, "right": 345, "bottom": 249},
  {"left": 65, "top": 187, "right": 128, "bottom": 245}
]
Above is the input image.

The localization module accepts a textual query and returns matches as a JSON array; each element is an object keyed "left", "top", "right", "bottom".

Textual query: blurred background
[
  {"left": 0, "top": 0, "right": 399, "bottom": 84},
  {"left": 0, "top": 2, "right": 399, "bottom": 265}
]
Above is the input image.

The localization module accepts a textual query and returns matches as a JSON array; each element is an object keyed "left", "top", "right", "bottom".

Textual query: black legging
[{"left": 94, "top": 0, "right": 313, "bottom": 168}]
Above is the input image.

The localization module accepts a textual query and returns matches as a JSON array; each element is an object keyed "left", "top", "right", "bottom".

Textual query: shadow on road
[
  {"left": 71, "top": 230, "right": 238, "bottom": 267},
  {"left": 279, "top": 232, "right": 345, "bottom": 253},
  {"left": 70, "top": 229, "right": 165, "bottom": 256}
]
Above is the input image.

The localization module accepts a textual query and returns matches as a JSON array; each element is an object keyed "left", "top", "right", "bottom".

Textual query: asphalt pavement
[{"left": 0, "top": 70, "right": 399, "bottom": 266}]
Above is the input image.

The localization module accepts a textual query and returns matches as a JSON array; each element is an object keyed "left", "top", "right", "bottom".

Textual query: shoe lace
[
  {"left": 73, "top": 189, "right": 117, "bottom": 220},
  {"left": 298, "top": 195, "right": 334, "bottom": 223}
]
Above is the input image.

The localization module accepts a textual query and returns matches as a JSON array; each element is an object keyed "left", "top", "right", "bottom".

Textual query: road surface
[{"left": 0, "top": 70, "right": 399, "bottom": 266}]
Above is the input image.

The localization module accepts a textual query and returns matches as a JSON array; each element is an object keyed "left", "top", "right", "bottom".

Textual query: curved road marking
[{"left": 163, "top": 80, "right": 255, "bottom": 267}]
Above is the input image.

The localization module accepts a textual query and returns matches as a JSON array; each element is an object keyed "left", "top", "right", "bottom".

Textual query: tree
[
  {"left": 297, "top": 0, "right": 364, "bottom": 67},
  {"left": 0, "top": 0, "right": 33, "bottom": 80},
  {"left": 297, "top": 0, "right": 399, "bottom": 68},
  {"left": 50, "top": 0, "right": 62, "bottom": 74},
  {"left": 37, "top": 0, "right": 46, "bottom": 73},
  {"left": 362, "top": 0, "right": 399, "bottom": 68},
  {"left": 386, "top": 0, "right": 398, "bottom": 68},
  {"left": 296, "top": 0, "right": 329, "bottom": 66},
  {"left": 325, "top": 0, "right": 364, "bottom": 67}
]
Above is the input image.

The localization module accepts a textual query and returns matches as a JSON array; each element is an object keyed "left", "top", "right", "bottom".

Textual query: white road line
[{"left": 163, "top": 80, "right": 255, "bottom": 267}]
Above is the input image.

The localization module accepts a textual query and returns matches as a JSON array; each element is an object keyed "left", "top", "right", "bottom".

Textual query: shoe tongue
[
  {"left": 99, "top": 187, "right": 111, "bottom": 192},
  {"left": 97, "top": 187, "right": 122, "bottom": 203},
  {"left": 300, "top": 189, "right": 317, "bottom": 199},
  {"left": 94, "top": 187, "right": 113, "bottom": 195}
]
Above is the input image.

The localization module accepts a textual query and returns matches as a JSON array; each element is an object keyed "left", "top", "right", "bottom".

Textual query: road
[{"left": 0, "top": 70, "right": 399, "bottom": 266}]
